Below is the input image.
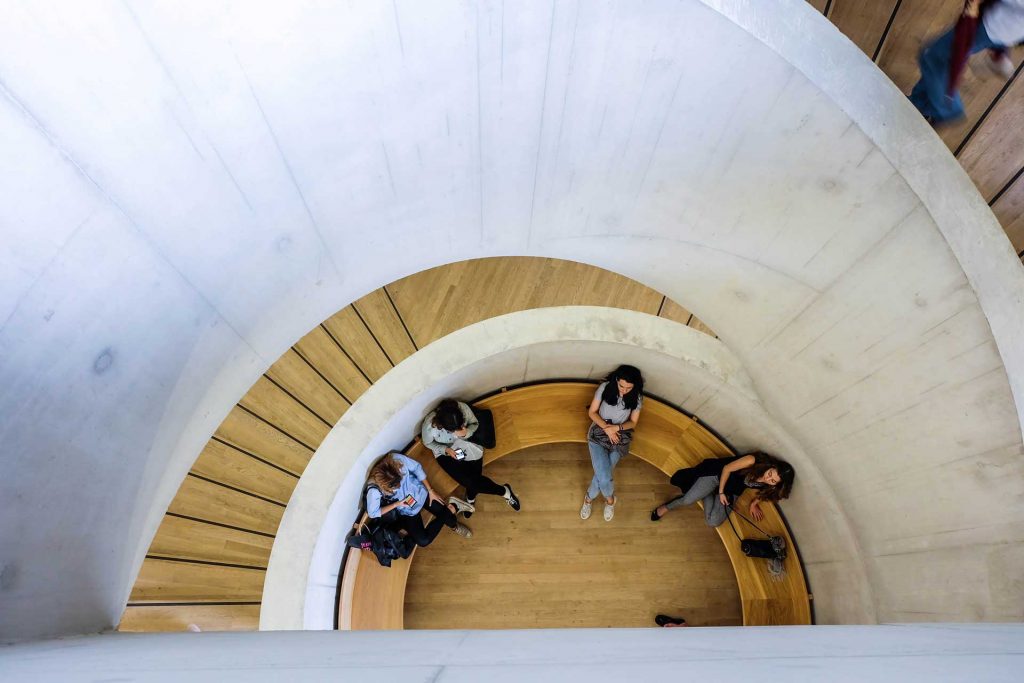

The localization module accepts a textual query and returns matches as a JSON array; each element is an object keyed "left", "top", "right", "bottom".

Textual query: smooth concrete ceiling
[{"left": 1, "top": 0, "right": 1022, "bottom": 639}]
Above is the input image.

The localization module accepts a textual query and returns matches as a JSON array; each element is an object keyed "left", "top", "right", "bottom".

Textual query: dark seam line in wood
[
  {"left": 685, "top": 314, "right": 694, "bottom": 326},
  {"left": 872, "top": 0, "right": 903, "bottom": 62},
  {"left": 289, "top": 345, "right": 355, "bottom": 404},
  {"left": 145, "top": 555, "right": 268, "bottom": 571},
  {"left": 656, "top": 296, "right": 667, "bottom": 317},
  {"left": 209, "top": 435, "right": 301, "bottom": 479},
  {"left": 126, "top": 601, "right": 262, "bottom": 607},
  {"left": 165, "top": 512, "right": 276, "bottom": 538},
  {"left": 186, "top": 472, "right": 288, "bottom": 508},
  {"left": 383, "top": 284, "right": 420, "bottom": 351},
  {"left": 261, "top": 372, "right": 335, "bottom": 430},
  {"left": 988, "top": 164, "right": 1024, "bottom": 206},
  {"left": 314, "top": 325, "right": 375, "bottom": 385},
  {"left": 306, "top": 324, "right": 374, "bottom": 387},
  {"left": 823, "top": 0, "right": 834, "bottom": 18},
  {"left": 234, "top": 403, "right": 317, "bottom": 453},
  {"left": 346, "top": 307, "right": 396, "bottom": 367},
  {"left": 954, "top": 60, "right": 1024, "bottom": 157}
]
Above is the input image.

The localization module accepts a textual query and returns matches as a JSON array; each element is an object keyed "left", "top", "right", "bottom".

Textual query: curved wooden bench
[{"left": 337, "top": 382, "right": 811, "bottom": 629}]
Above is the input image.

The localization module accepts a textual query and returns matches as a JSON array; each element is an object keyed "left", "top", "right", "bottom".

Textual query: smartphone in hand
[
  {"left": 402, "top": 494, "right": 416, "bottom": 506},
  {"left": 453, "top": 448, "right": 466, "bottom": 460}
]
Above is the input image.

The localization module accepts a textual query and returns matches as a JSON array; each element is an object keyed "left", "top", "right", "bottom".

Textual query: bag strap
[{"left": 724, "top": 502, "right": 774, "bottom": 539}]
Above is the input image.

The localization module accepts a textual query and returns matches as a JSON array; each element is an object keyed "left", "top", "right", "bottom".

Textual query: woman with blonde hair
[{"left": 366, "top": 452, "right": 472, "bottom": 545}]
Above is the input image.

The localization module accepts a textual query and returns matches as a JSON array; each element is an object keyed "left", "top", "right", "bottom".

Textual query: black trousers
[
  {"left": 392, "top": 499, "right": 457, "bottom": 547},
  {"left": 437, "top": 456, "right": 506, "bottom": 500}
]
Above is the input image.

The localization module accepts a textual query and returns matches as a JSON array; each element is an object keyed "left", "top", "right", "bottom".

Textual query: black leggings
[
  {"left": 437, "top": 456, "right": 506, "bottom": 500},
  {"left": 392, "top": 499, "right": 458, "bottom": 547}
]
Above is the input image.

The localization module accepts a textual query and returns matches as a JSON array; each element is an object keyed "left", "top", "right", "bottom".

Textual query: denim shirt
[{"left": 366, "top": 453, "right": 429, "bottom": 517}]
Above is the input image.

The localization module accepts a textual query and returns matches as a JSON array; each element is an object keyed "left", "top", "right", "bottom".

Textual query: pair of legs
[
  {"left": 653, "top": 474, "right": 729, "bottom": 527},
  {"left": 391, "top": 499, "right": 458, "bottom": 547},
  {"left": 437, "top": 456, "right": 507, "bottom": 501},
  {"left": 585, "top": 440, "right": 621, "bottom": 505},
  {"left": 435, "top": 456, "right": 519, "bottom": 514},
  {"left": 909, "top": 21, "right": 1001, "bottom": 124}
]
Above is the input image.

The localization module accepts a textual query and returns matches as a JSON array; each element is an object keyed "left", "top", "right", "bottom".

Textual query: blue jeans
[
  {"left": 587, "top": 441, "right": 621, "bottom": 500},
  {"left": 909, "top": 21, "right": 1000, "bottom": 124}
]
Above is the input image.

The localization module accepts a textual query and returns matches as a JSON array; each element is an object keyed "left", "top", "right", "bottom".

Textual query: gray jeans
[{"left": 665, "top": 475, "right": 729, "bottom": 527}]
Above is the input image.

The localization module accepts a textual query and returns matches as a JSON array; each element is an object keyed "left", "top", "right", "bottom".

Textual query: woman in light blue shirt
[{"left": 366, "top": 452, "right": 472, "bottom": 544}]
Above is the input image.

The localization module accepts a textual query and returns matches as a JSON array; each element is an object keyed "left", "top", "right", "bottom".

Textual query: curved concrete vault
[{"left": 1, "top": 0, "right": 1023, "bottom": 641}]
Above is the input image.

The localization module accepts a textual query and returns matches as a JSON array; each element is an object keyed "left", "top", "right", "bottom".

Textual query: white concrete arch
[{"left": 1, "top": 0, "right": 1022, "bottom": 639}]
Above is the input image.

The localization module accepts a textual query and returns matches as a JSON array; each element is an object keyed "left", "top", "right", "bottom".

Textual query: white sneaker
[
  {"left": 580, "top": 498, "right": 593, "bottom": 520},
  {"left": 447, "top": 496, "right": 476, "bottom": 515},
  {"left": 604, "top": 501, "right": 615, "bottom": 522},
  {"left": 451, "top": 523, "right": 473, "bottom": 539}
]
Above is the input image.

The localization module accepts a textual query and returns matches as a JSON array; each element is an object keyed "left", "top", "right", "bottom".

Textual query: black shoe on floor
[
  {"left": 655, "top": 614, "right": 686, "bottom": 627},
  {"left": 650, "top": 507, "right": 664, "bottom": 522},
  {"left": 504, "top": 484, "right": 521, "bottom": 511}
]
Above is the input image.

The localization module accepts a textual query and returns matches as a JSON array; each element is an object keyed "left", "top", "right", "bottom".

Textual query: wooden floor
[{"left": 403, "top": 443, "right": 742, "bottom": 630}]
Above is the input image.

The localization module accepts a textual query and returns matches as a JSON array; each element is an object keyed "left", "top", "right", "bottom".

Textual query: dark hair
[
  {"left": 742, "top": 452, "right": 795, "bottom": 502},
  {"left": 368, "top": 453, "right": 403, "bottom": 495},
  {"left": 432, "top": 399, "right": 466, "bottom": 432},
  {"left": 600, "top": 365, "right": 644, "bottom": 411}
]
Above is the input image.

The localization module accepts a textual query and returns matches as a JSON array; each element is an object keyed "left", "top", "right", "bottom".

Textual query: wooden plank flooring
[{"left": 403, "top": 444, "right": 742, "bottom": 629}]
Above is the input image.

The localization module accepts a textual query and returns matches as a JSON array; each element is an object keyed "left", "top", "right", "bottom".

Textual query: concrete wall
[{"left": 1, "top": 0, "right": 1022, "bottom": 639}]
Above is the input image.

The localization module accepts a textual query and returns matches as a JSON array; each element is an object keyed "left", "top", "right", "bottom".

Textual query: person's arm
[
  {"left": 420, "top": 414, "right": 449, "bottom": 458},
  {"left": 460, "top": 402, "right": 479, "bottom": 438},
  {"left": 964, "top": 0, "right": 980, "bottom": 18},
  {"left": 717, "top": 454, "right": 756, "bottom": 507},
  {"left": 587, "top": 392, "right": 622, "bottom": 444},
  {"left": 748, "top": 498, "right": 765, "bottom": 522},
  {"left": 404, "top": 455, "right": 443, "bottom": 505},
  {"left": 366, "top": 488, "right": 409, "bottom": 518},
  {"left": 618, "top": 406, "right": 641, "bottom": 431}
]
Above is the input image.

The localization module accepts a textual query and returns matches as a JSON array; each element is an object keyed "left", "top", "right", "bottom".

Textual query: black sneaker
[{"left": 504, "top": 484, "right": 521, "bottom": 511}]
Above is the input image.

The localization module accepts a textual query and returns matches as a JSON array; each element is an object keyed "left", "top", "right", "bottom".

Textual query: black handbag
[{"left": 725, "top": 504, "right": 787, "bottom": 577}]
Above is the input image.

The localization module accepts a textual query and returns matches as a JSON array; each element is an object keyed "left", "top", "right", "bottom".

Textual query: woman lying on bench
[
  {"left": 651, "top": 452, "right": 795, "bottom": 526},
  {"left": 366, "top": 452, "right": 473, "bottom": 544}
]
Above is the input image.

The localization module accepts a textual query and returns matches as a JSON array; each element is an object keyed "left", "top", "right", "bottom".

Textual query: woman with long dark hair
[
  {"left": 580, "top": 365, "right": 644, "bottom": 522},
  {"left": 421, "top": 398, "right": 520, "bottom": 517},
  {"left": 651, "top": 452, "right": 795, "bottom": 527}
]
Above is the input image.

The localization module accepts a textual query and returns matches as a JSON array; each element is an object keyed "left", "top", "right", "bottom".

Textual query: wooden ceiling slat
[
  {"left": 992, "top": 177, "right": 1024, "bottom": 254},
  {"left": 829, "top": 0, "right": 900, "bottom": 58},
  {"left": 957, "top": 73, "right": 1024, "bottom": 202}
]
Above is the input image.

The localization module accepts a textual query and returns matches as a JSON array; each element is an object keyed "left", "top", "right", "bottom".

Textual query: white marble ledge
[{"left": 2, "top": 625, "right": 1022, "bottom": 682}]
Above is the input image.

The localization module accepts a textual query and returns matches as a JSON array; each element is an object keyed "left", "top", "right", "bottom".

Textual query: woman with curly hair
[{"left": 651, "top": 452, "right": 794, "bottom": 527}]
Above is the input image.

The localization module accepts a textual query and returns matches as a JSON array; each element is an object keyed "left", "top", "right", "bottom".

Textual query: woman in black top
[{"left": 650, "top": 452, "right": 794, "bottom": 527}]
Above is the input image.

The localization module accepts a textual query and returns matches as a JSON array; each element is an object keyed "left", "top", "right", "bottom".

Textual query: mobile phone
[
  {"left": 453, "top": 448, "right": 465, "bottom": 460},
  {"left": 402, "top": 494, "right": 416, "bottom": 506}
]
